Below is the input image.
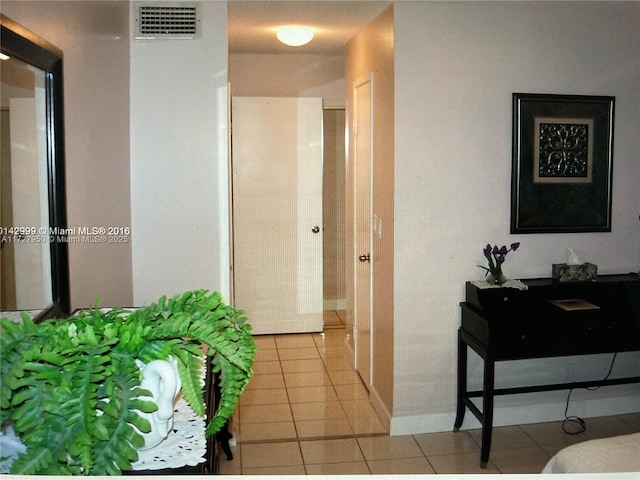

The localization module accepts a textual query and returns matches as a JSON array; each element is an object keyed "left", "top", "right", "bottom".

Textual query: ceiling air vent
[{"left": 134, "top": 2, "right": 201, "bottom": 39}]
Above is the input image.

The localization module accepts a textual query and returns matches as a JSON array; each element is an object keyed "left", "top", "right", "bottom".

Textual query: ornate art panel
[{"left": 511, "top": 93, "right": 614, "bottom": 233}]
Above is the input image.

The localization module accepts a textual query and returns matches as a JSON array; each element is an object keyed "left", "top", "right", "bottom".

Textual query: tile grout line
[
  {"left": 353, "top": 436, "right": 373, "bottom": 474},
  {"left": 409, "top": 433, "right": 438, "bottom": 474},
  {"left": 275, "top": 341, "right": 302, "bottom": 446}
]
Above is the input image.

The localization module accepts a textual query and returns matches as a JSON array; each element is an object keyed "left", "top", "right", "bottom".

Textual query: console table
[{"left": 453, "top": 274, "right": 640, "bottom": 467}]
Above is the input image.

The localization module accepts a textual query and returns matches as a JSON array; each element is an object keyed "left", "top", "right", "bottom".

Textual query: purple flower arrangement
[{"left": 480, "top": 242, "right": 520, "bottom": 285}]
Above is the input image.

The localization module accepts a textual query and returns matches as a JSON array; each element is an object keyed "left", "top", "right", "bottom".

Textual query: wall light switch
[{"left": 375, "top": 217, "right": 383, "bottom": 239}]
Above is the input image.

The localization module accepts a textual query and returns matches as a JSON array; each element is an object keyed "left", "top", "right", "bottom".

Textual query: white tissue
[{"left": 566, "top": 248, "right": 583, "bottom": 265}]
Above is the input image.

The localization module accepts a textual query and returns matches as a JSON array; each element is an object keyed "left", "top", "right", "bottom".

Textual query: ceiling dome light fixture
[{"left": 276, "top": 26, "right": 314, "bottom": 47}]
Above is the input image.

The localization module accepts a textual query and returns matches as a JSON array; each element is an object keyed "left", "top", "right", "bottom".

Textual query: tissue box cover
[{"left": 552, "top": 263, "right": 597, "bottom": 283}]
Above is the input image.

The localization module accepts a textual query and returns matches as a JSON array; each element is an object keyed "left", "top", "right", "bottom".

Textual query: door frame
[{"left": 353, "top": 73, "right": 375, "bottom": 387}]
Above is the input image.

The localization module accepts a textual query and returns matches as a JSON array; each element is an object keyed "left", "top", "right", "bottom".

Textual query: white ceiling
[{"left": 228, "top": 1, "right": 392, "bottom": 54}]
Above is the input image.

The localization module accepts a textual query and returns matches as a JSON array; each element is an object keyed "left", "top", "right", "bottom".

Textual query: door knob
[
  {"left": 311, "top": 226, "right": 320, "bottom": 233},
  {"left": 358, "top": 253, "right": 370, "bottom": 263}
]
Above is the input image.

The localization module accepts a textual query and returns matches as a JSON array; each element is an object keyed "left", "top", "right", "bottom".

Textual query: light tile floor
[
  {"left": 323, "top": 309, "right": 347, "bottom": 329},
  {"left": 219, "top": 316, "right": 640, "bottom": 475}
]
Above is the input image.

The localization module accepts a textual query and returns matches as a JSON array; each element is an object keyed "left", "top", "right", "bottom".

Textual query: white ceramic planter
[{"left": 135, "top": 358, "right": 182, "bottom": 450}]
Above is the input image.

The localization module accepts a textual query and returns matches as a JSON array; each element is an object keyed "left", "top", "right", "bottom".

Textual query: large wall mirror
[{"left": 1, "top": 14, "right": 70, "bottom": 320}]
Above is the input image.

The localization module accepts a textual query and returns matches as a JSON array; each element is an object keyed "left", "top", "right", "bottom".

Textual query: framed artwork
[{"left": 511, "top": 93, "right": 614, "bottom": 233}]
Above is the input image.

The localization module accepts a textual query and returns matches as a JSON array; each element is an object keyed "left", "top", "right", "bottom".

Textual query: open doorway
[
  {"left": 227, "top": 0, "right": 395, "bottom": 433},
  {"left": 322, "top": 107, "right": 346, "bottom": 330}
]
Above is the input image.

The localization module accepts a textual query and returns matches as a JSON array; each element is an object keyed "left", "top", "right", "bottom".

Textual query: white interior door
[
  {"left": 354, "top": 76, "right": 373, "bottom": 388},
  {"left": 231, "top": 96, "right": 324, "bottom": 334}
]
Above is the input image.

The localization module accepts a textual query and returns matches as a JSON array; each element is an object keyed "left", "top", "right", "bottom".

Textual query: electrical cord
[
  {"left": 562, "top": 388, "right": 586, "bottom": 434},
  {"left": 562, "top": 352, "right": 618, "bottom": 435}
]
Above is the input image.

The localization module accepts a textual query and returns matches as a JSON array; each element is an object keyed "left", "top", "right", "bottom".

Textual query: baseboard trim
[
  {"left": 369, "top": 386, "right": 392, "bottom": 432},
  {"left": 344, "top": 336, "right": 356, "bottom": 370},
  {"left": 390, "top": 386, "right": 640, "bottom": 436}
]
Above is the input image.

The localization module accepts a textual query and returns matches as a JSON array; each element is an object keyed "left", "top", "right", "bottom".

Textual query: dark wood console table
[{"left": 453, "top": 274, "right": 640, "bottom": 467}]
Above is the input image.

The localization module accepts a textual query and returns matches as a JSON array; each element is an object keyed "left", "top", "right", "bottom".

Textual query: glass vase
[{"left": 486, "top": 269, "right": 507, "bottom": 286}]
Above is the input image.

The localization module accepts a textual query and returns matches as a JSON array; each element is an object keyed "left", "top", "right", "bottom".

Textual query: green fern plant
[{"left": 0, "top": 290, "right": 256, "bottom": 475}]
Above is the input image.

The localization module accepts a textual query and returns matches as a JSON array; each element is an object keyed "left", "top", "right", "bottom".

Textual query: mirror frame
[{"left": 1, "top": 14, "right": 70, "bottom": 320}]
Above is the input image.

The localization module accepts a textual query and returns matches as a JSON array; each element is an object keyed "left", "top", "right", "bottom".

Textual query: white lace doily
[
  {"left": 470, "top": 279, "right": 529, "bottom": 290},
  {"left": 131, "top": 396, "right": 207, "bottom": 471}
]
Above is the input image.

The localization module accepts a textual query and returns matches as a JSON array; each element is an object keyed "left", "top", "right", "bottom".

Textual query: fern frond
[
  {"left": 1, "top": 317, "right": 56, "bottom": 418},
  {"left": 10, "top": 407, "right": 74, "bottom": 475},
  {"left": 205, "top": 354, "right": 253, "bottom": 436},
  {"left": 59, "top": 345, "right": 113, "bottom": 473},
  {"left": 176, "top": 354, "right": 206, "bottom": 416},
  {"left": 136, "top": 338, "right": 181, "bottom": 364},
  {"left": 91, "top": 371, "right": 145, "bottom": 475},
  {"left": 8, "top": 441, "right": 54, "bottom": 475}
]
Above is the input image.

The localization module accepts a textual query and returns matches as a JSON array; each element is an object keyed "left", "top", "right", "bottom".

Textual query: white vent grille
[{"left": 134, "top": 2, "right": 201, "bottom": 39}]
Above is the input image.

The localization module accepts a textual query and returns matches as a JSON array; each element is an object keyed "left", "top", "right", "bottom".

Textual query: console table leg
[
  {"left": 453, "top": 330, "right": 467, "bottom": 431},
  {"left": 480, "top": 357, "right": 495, "bottom": 468}
]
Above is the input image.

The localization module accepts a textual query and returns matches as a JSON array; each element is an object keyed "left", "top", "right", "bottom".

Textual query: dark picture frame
[{"left": 511, "top": 93, "right": 614, "bottom": 233}]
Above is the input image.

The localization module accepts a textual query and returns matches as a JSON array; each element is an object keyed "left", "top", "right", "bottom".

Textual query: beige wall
[
  {"left": 2, "top": 1, "right": 133, "bottom": 310},
  {"left": 345, "top": 5, "right": 395, "bottom": 424},
  {"left": 130, "top": 1, "right": 229, "bottom": 305},
  {"left": 230, "top": 53, "right": 345, "bottom": 104}
]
